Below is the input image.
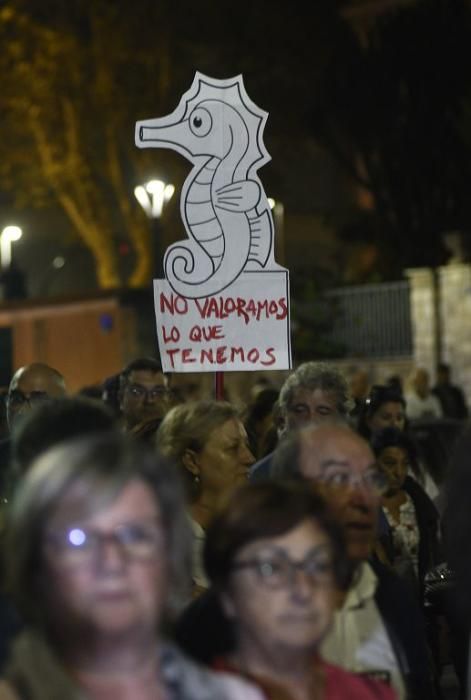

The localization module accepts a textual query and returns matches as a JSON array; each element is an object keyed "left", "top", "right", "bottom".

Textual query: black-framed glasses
[
  {"left": 7, "top": 390, "right": 50, "bottom": 408},
  {"left": 232, "top": 549, "right": 334, "bottom": 589},
  {"left": 125, "top": 384, "right": 170, "bottom": 401},
  {"left": 44, "top": 520, "right": 162, "bottom": 569}
]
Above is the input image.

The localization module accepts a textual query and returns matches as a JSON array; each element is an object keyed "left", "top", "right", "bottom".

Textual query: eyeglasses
[
  {"left": 232, "top": 549, "right": 334, "bottom": 589},
  {"left": 7, "top": 390, "right": 50, "bottom": 408},
  {"left": 125, "top": 384, "right": 170, "bottom": 401},
  {"left": 319, "top": 468, "right": 388, "bottom": 495},
  {"left": 44, "top": 520, "right": 162, "bottom": 568}
]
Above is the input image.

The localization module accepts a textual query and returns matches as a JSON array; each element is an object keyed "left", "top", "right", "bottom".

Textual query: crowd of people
[{"left": 0, "top": 356, "right": 468, "bottom": 699}]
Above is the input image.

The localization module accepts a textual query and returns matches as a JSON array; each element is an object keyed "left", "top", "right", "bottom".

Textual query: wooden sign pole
[{"left": 214, "top": 371, "right": 225, "bottom": 400}]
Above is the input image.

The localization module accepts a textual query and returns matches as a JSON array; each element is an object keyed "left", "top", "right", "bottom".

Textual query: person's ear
[{"left": 182, "top": 449, "right": 200, "bottom": 478}]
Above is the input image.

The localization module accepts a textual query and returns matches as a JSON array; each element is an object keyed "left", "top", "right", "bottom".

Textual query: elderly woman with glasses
[
  {"left": 203, "top": 480, "right": 395, "bottom": 700},
  {"left": 0, "top": 432, "right": 262, "bottom": 700}
]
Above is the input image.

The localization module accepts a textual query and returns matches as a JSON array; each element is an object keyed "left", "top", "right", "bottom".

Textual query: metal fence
[{"left": 323, "top": 280, "right": 412, "bottom": 358}]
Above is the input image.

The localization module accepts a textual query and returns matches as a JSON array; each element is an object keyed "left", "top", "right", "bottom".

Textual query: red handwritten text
[{"left": 164, "top": 346, "right": 276, "bottom": 369}]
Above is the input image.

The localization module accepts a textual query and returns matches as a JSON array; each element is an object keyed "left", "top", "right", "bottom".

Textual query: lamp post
[
  {"left": 134, "top": 179, "right": 174, "bottom": 278},
  {"left": 0, "top": 225, "right": 22, "bottom": 270}
]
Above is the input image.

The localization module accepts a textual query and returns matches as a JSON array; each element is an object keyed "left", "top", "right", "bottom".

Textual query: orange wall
[{"left": 0, "top": 298, "right": 130, "bottom": 392}]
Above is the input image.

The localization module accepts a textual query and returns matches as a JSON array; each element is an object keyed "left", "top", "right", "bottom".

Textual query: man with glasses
[
  {"left": 272, "top": 422, "right": 438, "bottom": 700},
  {"left": 119, "top": 357, "right": 174, "bottom": 437}
]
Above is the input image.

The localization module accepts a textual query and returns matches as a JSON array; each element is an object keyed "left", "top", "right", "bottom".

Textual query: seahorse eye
[{"left": 189, "top": 107, "right": 212, "bottom": 137}]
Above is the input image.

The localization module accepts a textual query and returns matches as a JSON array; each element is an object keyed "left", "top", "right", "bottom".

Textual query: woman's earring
[{"left": 194, "top": 475, "right": 200, "bottom": 485}]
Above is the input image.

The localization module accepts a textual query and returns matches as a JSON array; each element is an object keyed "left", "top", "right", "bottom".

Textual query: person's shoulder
[
  {"left": 324, "top": 662, "right": 396, "bottom": 699},
  {"left": 369, "top": 558, "right": 405, "bottom": 589},
  {"left": 0, "top": 680, "right": 19, "bottom": 700},
  {"left": 369, "top": 558, "right": 417, "bottom": 604},
  {"left": 248, "top": 452, "right": 274, "bottom": 482},
  {"left": 174, "top": 586, "right": 233, "bottom": 664},
  {"left": 403, "top": 476, "right": 438, "bottom": 515},
  {"left": 214, "top": 671, "right": 266, "bottom": 700},
  {"left": 165, "top": 644, "right": 264, "bottom": 700}
]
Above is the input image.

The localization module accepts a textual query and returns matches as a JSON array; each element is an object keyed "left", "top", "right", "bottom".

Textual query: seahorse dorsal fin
[{"left": 214, "top": 180, "right": 260, "bottom": 212}]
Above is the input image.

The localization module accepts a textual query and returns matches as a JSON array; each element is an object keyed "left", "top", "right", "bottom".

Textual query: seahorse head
[{"left": 135, "top": 72, "right": 270, "bottom": 180}]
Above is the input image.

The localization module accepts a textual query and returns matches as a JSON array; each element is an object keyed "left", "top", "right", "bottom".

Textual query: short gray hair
[
  {"left": 279, "top": 362, "right": 352, "bottom": 415},
  {"left": 5, "top": 431, "right": 192, "bottom": 627}
]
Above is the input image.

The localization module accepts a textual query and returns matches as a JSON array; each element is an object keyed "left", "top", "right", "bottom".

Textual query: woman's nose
[
  {"left": 290, "top": 567, "right": 315, "bottom": 602},
  {"left": 241, "top": 444, "right": 255, "bottom": 466},
  {"left": 99, "top": 537, "right": 127, "bottom": 571}
]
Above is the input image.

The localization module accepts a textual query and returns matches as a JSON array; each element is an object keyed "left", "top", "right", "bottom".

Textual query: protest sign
[
  {"left": 136, "top": 72, "right": 292, "bottom": 372},
  {"left": 154, "top": 270, "right": 290, "bottom": 372}
]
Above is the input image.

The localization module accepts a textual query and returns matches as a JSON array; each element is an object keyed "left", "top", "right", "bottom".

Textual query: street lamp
[
  {"left": 0, "top": 225, "right": 22, "bottom": 270},
  {"left": 134, "top": 180, "right": 174, "bottom": 277}
]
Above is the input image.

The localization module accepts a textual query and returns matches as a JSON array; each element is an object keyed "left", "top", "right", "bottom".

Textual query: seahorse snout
[{"left": 136, "top": 122, "right": 172, "bottom": 145}]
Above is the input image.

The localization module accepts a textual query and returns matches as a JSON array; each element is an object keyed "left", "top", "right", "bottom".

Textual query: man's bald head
[
  {"left": 297, "top": 422, "right": 374, "bottom": 477},
  {"left": 7, "top": 363, "right": 67, "bottom": 431}
]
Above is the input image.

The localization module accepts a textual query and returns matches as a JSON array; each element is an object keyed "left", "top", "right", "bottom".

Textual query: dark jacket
[
  {"left": 248, "top": 451, "right": 274, "bottom": 482},
  {"left": 0, "top": 438, "right": 11, "bottom": 498},
  {"left": 402, "top": 476, "right": 440, "bottom": 586},
  {"left": 370, "top": 559, "right": 438, "bottom": 700}
]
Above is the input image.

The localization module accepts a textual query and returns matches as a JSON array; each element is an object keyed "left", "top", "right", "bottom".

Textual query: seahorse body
[{"left": 136, "top": 76, "right": 277, "bottom": 298}]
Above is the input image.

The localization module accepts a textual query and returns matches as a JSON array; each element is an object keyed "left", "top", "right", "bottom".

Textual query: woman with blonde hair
[{"left": 156, "top": 400, "right": 255, "bottom": 592}]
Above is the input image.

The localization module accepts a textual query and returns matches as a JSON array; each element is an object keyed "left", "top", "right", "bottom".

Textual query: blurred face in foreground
[
  {"left": 299, "top": 425, "right": 383, "bottom": 563},
  {"left": 42, "top": 479, "right": 165, "bottom": 641},
  {"left": 223, "top": 518, "right": 336, "bottom": 657}
]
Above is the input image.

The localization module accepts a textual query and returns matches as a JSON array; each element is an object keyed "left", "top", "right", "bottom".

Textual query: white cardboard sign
[
  {"left": 154, "top": 271, "right": 291, "bottom": 372},
  {"left": 136, "top": 72, "right": 291, "bottom": 372}
]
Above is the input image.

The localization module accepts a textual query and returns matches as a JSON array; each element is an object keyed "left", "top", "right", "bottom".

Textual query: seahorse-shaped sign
[{"left": 135, "top": 72, "right": 284, "bottom": 299}]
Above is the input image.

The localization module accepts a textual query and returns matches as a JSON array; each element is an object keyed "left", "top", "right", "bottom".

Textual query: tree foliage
[
  {"left": 0, "top": 0, "right": 185, "bottom": 287},
  {"left": 0, "top": 1, "right": 351, "bottom": 289},
  {"left": 310, "top": 0, "right": 471, "bottom": 276},
  {"left": 5, "top": 0, "right": 470, "bottom": 289}
]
